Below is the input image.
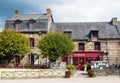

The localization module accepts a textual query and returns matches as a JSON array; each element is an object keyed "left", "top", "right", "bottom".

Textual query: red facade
[{"left": 62, "top": 51, "right": 104, "bottom": 70}]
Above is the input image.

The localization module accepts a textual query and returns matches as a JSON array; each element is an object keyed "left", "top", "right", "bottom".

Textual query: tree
[
  {"left": 38, "top": 32, "right": 74, "bottom": 62},
  {"left": 0, "top": 29, "right": 30, "bottom": 64}
]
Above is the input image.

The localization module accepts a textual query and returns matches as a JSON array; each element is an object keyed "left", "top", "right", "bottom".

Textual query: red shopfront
[{"left": 62, "top": 51, "right": 104, "bottom": 70}]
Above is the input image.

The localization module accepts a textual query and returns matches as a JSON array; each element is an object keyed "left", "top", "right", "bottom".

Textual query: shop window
[
  {"left": 94, "top": 42, "right": 101, "bottom": 50},
  {"left": 79, "top": 58, "right": 84, "bottom": 65},
  {"left": 78, "top": 43, "right": 84, "bottom": 51},
  {"left": 73, "top": 57, "right": 78, "bottom": 66},
  {"left": 30, "top": 38, "right": 35, "bottom": 47},
  {"left": 86, "top": 57, "right": 92, "bottom": 64},
  {"left": 91, "top": 31, "right": 98, "bottom": 41}
]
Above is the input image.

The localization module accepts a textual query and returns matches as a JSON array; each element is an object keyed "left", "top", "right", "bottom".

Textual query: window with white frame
[
  {"left": 15, "top": 19, "right": 21, "bottom": 31},
  {"left": 91, "top": 31, "right": 98, "bottom": 41},
  {"left": 28, "top": 19, "right": 35, "bottom": 31}
]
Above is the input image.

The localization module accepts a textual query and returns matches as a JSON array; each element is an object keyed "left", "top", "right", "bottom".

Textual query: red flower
[{"left": 65, "top": 71, "right": 71, "bottom": 75}]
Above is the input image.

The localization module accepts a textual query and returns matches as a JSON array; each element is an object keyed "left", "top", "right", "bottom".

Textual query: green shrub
[
  {"left": 66, "top": 64, "right": 76, "bottom": 70},
  {"left": 87, "top": 70, "right": 95, "bottom": 77}
]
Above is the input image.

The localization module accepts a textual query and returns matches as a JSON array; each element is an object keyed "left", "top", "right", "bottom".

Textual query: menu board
[{"left": 91, "top": 61, "right": 109, "bottom": 70}]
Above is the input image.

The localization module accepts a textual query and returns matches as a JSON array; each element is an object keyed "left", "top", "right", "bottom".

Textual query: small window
[
  {"left": 78, "top": 43, "right": 84, "bottom": 51},
  {"left": 91, "top": 31, "right": 98, "bottom": 41},
  {"left": 30, "top": 38, "right": 35, "bottom": 47},
  {"left": 14, "top": 55, "right": 20, "bottom": 64},
  {"left": 94, "top": 42, "right": 101, "bottom": 50},
  {"left": 15, "top": 19, "right": 21, "bottom": 31},
  {"left": 64, "top": 31, "right": 71, "bottom": 37},
  {"left": 28, "top": 19, "right": 35, "bottom": 31},
  {"left": 15, "top": 23, "right": 20, "bottom": 31},
  {"left": 29, "top": 23, "right": 34, "bottom": 31}
]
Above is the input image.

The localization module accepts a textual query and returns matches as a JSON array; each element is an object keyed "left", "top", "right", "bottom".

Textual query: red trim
[
  {"left": 72, "top": 51, "right": 104, "bottom": 58},
  {"left": 61, "top": 51, "right": 104, "bottom": 70}
]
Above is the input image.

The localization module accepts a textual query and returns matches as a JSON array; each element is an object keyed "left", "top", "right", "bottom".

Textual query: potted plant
[
  {"left": 66, "top": 64, "right": 76, "bottom": 76},
  {"left": 64, "top": 70, "right": 72, "bottom": 78},
  {"left": 87, "top": 69, "right": 95, "bottom": 77}
]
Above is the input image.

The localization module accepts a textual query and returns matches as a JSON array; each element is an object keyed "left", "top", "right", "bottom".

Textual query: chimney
[
  {"left": 46, "top": 8, "right": 52, "bottom": 14},
  {"left": 111, "top": 17, "right": 117, "bottom": 26},
  {"left": 15, "top": 10, "right": 20, "bottom": 15}
]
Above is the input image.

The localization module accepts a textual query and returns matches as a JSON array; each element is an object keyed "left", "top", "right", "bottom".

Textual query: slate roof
[
  {"left": 50, "top": 22, "right": 120, "bottom": 40},
  {"left": 5, "top": 14, "right": 52, "bottom": 32},
  {"left": 7, "top": 14, "right": 50, "bottom": 20}
]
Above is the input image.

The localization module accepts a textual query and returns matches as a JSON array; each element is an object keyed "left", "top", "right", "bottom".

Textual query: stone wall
[
  {"left": 20, "top": 32, "right": 120, "bottom": 65},
  {"left": 74, "top": 39, "right": 120, "bottom": 65},
  {"left": 20, "top": 33, "right": 46, "bottom": 65}
]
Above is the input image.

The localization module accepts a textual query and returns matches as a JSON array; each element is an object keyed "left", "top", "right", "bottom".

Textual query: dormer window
[
  {"left": 15, "top": 19, "right": 21, "bottom": 31},
  {"left": 64, "top": 31, "right": 71, "bottom": 38},
  {"left": 28, "top": 19, "right": 35, "bottom": 31},
  {"left": 91, "top": 31, "right": 98, "bottom": 41}
]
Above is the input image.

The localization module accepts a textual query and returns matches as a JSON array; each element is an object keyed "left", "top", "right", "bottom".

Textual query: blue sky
[{"left": 0, "top": 0, "right": 120, "bottom": 30}]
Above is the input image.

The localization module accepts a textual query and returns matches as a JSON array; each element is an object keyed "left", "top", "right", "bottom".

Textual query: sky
[{"left": 0, "top": 0, "right": 120, "bottom": 30}]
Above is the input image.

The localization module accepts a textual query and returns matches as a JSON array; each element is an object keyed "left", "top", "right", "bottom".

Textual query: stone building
[
  {"left": 5, "top": 9, "right": 54, "bottom": 65},
  {"left": 5, "top": 9, "right": 120, "bottom": 66},
  {"left": 50, "top": 18, "right": 120, "bottom": 66}
]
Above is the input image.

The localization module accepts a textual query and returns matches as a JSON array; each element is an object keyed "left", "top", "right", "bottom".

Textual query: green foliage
[
  {"left": 87, "top": 70, "right": 95, "bottom": 77},
  {"left": 38, "top": 32, "right": 74, "bottom": 62},
  {"left": 66, "top": 64, "right": 76, "bottom": 70},
  {"left": 0, "top": 29, "right": 30, "bottom": 63}
]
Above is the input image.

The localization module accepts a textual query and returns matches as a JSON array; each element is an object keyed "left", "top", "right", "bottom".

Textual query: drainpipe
[
  {"left": 30, "top": 52, "right": 31, "bottom": 65},
  {"left": 106, "top": 36, "right": 109, "bottom": 66}
]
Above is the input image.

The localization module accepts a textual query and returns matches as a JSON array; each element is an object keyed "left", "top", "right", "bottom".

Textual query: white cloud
[
  {"left": 45, "top": 0, "right": 120, "bottom": 22},
  {"left": 1, "top": 0, "right": 120, "bottom": 30},
  {"left": 8, "top": 0, "right": 120, "bottom": 22}
]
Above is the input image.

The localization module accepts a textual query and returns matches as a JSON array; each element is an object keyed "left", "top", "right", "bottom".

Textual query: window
[
  {"left": 64, "top": 31, "right": 71, "bottom": 37},
  {"left": 28, "top": 19, "right": 35, "bottom": 31},
  {"left": 91, "top": 31, "right": 98, "bottom": 41},
  {"left": 15, "top": 55, "right": 20, "bottom": 64},
  {"left": 29, "top": 53, "right": 34, "bottom": 65},
  {"left": 79, "top": 58, "right": 84, "bottom": 65},
  {"left": 15, "top": 19, "right": 21, "bottom": 31},
  {"left": 29, "top": 23, "right": 34, "bottom": 31},
  {"left": 94, "top": 42, "right": 101, "bottom": 50},
  {"left": 78, "top": 43, "right": 84, "bottom": 51},
  {"left": 30, "top": 38, "right": 35, "bottom": 47},
  {"left": 86, "top": 57, "right": 92, "bottom": 64}
]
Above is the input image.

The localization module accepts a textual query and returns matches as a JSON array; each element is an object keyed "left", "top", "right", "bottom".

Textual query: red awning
[{"left": 72, "top": 51, "right": 104, "bottom": 58}]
